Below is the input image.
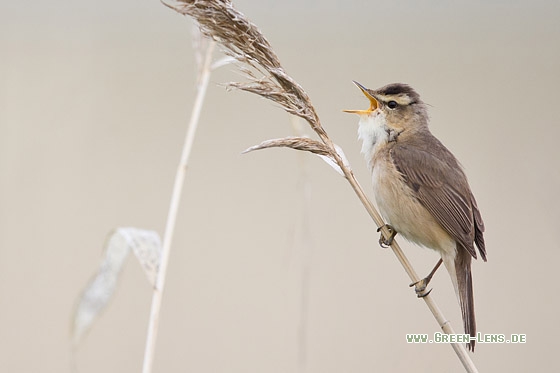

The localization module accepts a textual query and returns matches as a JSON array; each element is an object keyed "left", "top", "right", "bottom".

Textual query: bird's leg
[
  {"left": 409, "top": 258, "right": 443, "bottom": 298},
  {"left": 377, "top": 224, "right": 397, "bottom": 248}
]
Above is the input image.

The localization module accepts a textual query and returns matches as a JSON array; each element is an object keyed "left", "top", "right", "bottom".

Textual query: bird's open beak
[{"left": 343, "top": 81, "right": 379, "bottom": 115}]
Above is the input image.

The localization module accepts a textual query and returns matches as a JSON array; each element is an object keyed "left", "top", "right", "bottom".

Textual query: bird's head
[{"left": 344, "top": 82, "right": 428, "bottom": 133}]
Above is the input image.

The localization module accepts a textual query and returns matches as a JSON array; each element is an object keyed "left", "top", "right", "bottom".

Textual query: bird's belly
[{"left": 372, "top": 161, "right": 455, "bottom": 255}]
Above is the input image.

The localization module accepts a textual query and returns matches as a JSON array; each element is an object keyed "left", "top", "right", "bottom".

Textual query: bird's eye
[{"left": 387, "top": 101, "right": 398, "bottom": 109}]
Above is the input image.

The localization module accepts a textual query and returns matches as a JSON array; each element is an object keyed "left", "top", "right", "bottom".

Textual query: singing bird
[{"left": 345, "top": 82, "right": 486, "bottom": 351}]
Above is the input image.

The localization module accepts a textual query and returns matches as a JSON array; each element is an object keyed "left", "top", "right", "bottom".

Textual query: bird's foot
[
  {"left": 409, "top": 259, "right": 442, "bottom": 298},
  {"left": 409, "top": 277, "right": 433, "bottom": 298},
  {"left": 377, "top": 224, "right": 397, "bottom": 248}
]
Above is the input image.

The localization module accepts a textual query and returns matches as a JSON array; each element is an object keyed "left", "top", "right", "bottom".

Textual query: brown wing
[
  {"left": 390, "top": 136, "right": 485, "bottom": 260},
  {"left": 471, "top": 193, "right": 486, "bottom": 261}
]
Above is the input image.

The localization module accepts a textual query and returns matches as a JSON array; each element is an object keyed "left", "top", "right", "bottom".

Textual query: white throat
[{"left": 357, "top": 111, "right": 389, "bottom": 169}]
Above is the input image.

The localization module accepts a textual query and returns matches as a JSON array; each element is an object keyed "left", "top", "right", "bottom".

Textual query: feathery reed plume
[
  {"left": 163, "top": 1, "right": 479, "bottom": 372},
  {"left": 165, "top": 0, "right": 327, "bottom": 138}
]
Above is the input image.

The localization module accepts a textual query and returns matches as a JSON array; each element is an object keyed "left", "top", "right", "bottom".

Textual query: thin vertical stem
[{"left": 141, "top": 40, "right": 215, "bottom": 373}]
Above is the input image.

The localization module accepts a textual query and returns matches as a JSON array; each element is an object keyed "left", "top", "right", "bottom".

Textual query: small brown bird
[{"left": 345, "top": 82, "right": 486, "bottom": 351}]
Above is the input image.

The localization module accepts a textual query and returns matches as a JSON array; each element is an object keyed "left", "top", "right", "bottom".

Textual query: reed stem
[{"left": 141, "top": 39, "right": 215, "bottom": 373}]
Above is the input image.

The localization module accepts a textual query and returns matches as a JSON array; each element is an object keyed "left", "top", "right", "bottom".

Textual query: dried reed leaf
[
  {"left": 72, "top": 228, "right": 162, "bottom": 345},
  {"left": 243, "top": 137, "right": 331, "bottom": 156},
  {"left": 243, "top": 137, "right": 350, "bottom": 176}
]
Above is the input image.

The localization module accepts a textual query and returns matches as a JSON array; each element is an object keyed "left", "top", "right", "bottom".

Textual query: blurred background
[{"left": 1, "top": 0, "right": 559, "bottom": 372}]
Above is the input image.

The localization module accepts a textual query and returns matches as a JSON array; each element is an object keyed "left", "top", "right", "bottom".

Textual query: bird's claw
[
  {"left": 417, "top": 288, "right": 433, "bottom": 298},
  {"left": 409, "top": 258, "right": 442, "bottom": 298},
  {"left": 377, "top": 224, "right": 397, "bottom": 248},
  {"left": 409, "top": 278, "right": 432, "bottom": 298}
]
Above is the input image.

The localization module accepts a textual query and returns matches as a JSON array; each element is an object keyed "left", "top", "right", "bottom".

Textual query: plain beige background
[{"left": 1, "top": 0, "right": 559, "bottom": 372}]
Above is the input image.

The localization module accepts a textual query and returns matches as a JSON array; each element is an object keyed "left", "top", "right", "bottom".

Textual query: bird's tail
[{"left": 443, "top": 248, "right": 476, "bottom": 351}]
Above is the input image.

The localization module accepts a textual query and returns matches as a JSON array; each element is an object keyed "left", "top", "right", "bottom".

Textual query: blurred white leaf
[
  {"left": 318, "top": 143, "right": 351, "bottom": 177},
  {"left": 333, "top": 144, "right": 350, "bottom": 169},
  {"left": 211, "top": 56, "right": 236, "bottom": 70},
  {"left": 122, "top": 228, "right": 162, "bottom": 286},
  {"left": 71, "top": 228, "right": 162, "bottom": 345}
]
